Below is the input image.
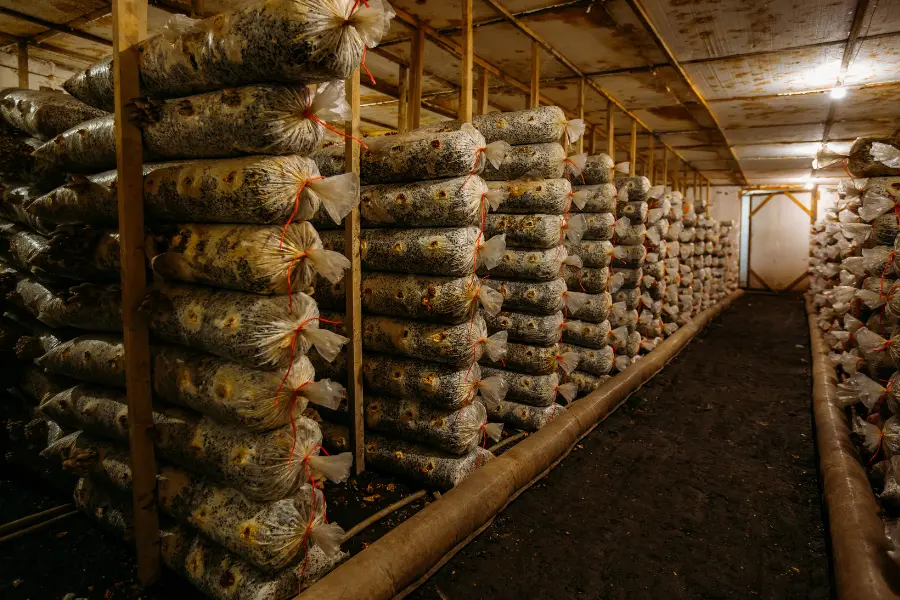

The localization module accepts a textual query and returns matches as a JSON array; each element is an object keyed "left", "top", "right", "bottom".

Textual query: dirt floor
[{"left": 412, "top": 292, "right": 832, "bottom": 600}]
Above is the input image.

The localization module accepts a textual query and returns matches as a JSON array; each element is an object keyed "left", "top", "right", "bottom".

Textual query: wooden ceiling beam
[
  {"left": 0, "top": 7, "right": 111, "bottom": 46},
  {"left": 0, "top": 33, "right": 97, "bottom": 63}
]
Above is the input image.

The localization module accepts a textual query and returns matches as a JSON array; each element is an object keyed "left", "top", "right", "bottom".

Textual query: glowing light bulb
[{"left": 830, "top": 86, "right": 847, "bottom": 99}]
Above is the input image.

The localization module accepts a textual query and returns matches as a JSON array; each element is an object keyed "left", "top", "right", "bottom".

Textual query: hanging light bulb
[{"left": 830, "top": 86, "right": 847, "bottom": 99}]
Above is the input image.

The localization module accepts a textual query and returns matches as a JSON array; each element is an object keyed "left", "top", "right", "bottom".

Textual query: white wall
[{"left": 0, "top": 51, "right": 76, "bottom": 91}]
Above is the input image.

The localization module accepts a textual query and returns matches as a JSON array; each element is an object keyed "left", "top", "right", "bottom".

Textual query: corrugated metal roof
[{"left": 2, "top": 0, "right": 898, "bottom": 185}]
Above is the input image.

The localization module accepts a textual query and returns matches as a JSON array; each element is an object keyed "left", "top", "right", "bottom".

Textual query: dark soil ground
[
  {"left": 0, "top": 292, "right": 831, "bottom": 599},
  {"left": 411, "top": 292, "right": 832, "bottom": 600}
]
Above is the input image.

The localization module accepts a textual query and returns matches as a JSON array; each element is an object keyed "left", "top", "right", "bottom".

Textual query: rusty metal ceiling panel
[
  {"left": 658, "top": 131, "right": 716, "bottom": 147},
  {"left": 466, "top": 21, "right": 573, "bottom": 80},
  {"left": 384, "top": 0, "right": 563, "bottom": 31},
  {"left": 734, "top": 142, "right": 825, "bottom": 159},
  {"left": 725, "top": 123, "right": 826, "bottom": 144},
  {"left": 689, "top": 159, "right": 732, "bottom": 171},
  {"left": 834, "top": 85, "right": 900, "bottom": 121},
  {"left": 630, "top": 105, "right": 699, "bottom": 132},
  {"left": 842, "top": 35, "right": 900, "bottom": 85},
  {"left": 0, "top": 15, "right": 45, "bottom": 37},
  {"left": 678, "top": 147, "right": 727, "bottom": 162},
  {"left": 711, "top": 95, "right": 830, "bottom": 129},
  {"left": 740, "top": 157, "right": 815, "bottom": 171},
  {"left": 637, "top": 0, "right": 857, "bottom": 62},
  {"left": 684, "top": 45, "right": 846, "bottom": 99},
  {"left": 860, "top": 0, "right": 900, "bottom": 36},
  {"left": 828, "top": 119, "right": 896, "bottom": 138},
  {"left": 0, "top": 0, "right": 108, "bottom": 24},
  {"left": 588, "top": 68, "right": 685, "bottom": 109}
]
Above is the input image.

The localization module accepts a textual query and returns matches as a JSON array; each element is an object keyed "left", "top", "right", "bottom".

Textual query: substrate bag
[
  {"left": 481, "top": 143, "right": 568, "bottom": 181},
  {"left": 352, "top": 176, "right": 487, "bottom": 228},
  {"left": 148, "top": 222, "right": 349, "bottom": 294},
  {"left": 563, "top": 264, "right": 609, "bottom": 294},
  {"left": 365, "top": 396, "right": 499, "bottom": 455},
  {"left": 486, "top": 179, "right": 570, "bottom": 215},
  {"left": 480, "top": 366, "right": 561, "bottom": 407},
  {"left": 482, "top": 277, "right": 566, "bottom": 315},
  {"left": 360, "top": 124, "right": 507, "bottom": 184},
  {"left": 562, "top": 319, "right": 610, "bottom": 349},
  {"left": 310, "top": 352, "right": 505, "bottom": 409},
  {"left": 485, "top": 398, "right": 563, "bottom": 431},
  {"left": 0, "top": 89, "right": 106, "bottom": 140},
  {"left": 63, "top": 0, "right": 394, "bottom": 109},
  {"left": 485, "top": 213, "right": 579, "bottom": 249},
  {"left": 485, "top": 310, "right": 564, "bottom": 346},
  {"left": 427, "top": 106, "right": 583, "bottom": 146},
  {"left": 321, "top": 422, "right": 493, "bottom": 491},
  {"left": 573, "top": 183, "right": 617, "bottom": 213},
  {"left": 561, "top": 342, "right": 613, "bottom": 377},
  {"left": 145, "top": 284, "right": 347, "bottom": 370},
  {"left": 11, "top": 278, "right": 122, "bottom": 331},
  {"left": 315, "top": 272, "right": 502, "bottom": 324},
  {"left": 580, "top": 154, "right": 614, "bottom": 185},
  {"left": 483, "top": 245, "right": 567, "bottom": 281},
  {"left": 320, "top": 227, "right": 505, "bottom": 276},
  {"left": 481, "top": 341, "right": 576, "bottom": 376}
]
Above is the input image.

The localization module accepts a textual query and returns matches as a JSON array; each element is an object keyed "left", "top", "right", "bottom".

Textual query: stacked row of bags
[
  {"left": 636, "top": 184, "right": 677, "bottom": 355},
  {"left": 0, "top": 1, "right": 397, "bottom": 599},
  {"left": 309, "top": 106, "right": 590, "bottom": 467},
  {"left": 811, "top": 137, "right": 900, "bottom": 565},
  {"left": 675, "top": 193, "right": 702, "bottom": 323},
  {"left": 661, "top": 189, "right": 685, "bottom": 336}
]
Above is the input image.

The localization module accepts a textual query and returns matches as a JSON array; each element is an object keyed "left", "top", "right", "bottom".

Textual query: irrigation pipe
[
  {"left": 341, "top": 490, "right": 428, "bottom": 543},
  {"left": 805, "top": 295, "right": 900, "bottom": 600},
  {"left": 298, "top": 290, "right": 743, "bottom": 600},
  {"left": 0, "top": 511, "right": 79, "bottom": 544},
  {"left": 0, "top": 504, "right": 74, "bottom": 537}
]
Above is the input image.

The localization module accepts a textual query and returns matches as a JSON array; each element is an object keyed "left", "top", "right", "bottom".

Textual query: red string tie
[
  {"left": 563, "top": 157, "right": 585, "bottom": 184},
  {"left": 463, "top": 148, "right": 486, "bottom": 189}
]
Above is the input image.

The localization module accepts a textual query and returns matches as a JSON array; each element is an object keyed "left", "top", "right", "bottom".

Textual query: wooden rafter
[{"left": 0, "top": 7, "right": 111, "bottom": 46}]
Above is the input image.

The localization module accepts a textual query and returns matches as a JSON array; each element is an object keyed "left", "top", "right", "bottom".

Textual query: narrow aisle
[{"left": 412, "top": 293, "right": 830, "bottom": 600}]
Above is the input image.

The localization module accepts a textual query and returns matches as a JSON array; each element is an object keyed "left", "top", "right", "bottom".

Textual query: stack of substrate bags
[
  {"left": 3, "top": 1, "right": 397, "bottom": 597},
  {"left": 721, "top": 221, "right": 739, "bottom": 293},
  {"left": 474, "top": 107, "right": 589, "bottom": 424},
  {"left": 660, "top": 189, "right": 684, "bottom": 337},
  {"left": 558, "top": 152, "right": 616, "bottom": 396},
  {"left": 677, "top": 192, "right": 699, "bottom": 324},
  {"left": 637, "top": 186, "right": 670, "bottom": 353},
  {"left": 816, "top": 140, "right": 900, "bottom": 538},
  {"left": 0, "top": 88, "right": 109, "bottom": 490},
  {"left": 607, "top": 174, "right": 652, "bottom": 372},
  {"left": 309, "top": 118, "right": 517, "bottom": 490}
]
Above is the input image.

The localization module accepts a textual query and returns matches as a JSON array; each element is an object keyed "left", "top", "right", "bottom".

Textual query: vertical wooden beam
[
  {"left": 529, "top": 42, "right": 540, "bottom": 109},
  {"left": 575, "top": 77, "right": 585, "bottom": 153},
  {"left": 190, "top": 0, "right": 204, "bottom": 17},
  {"left": 111, "top": 0, "right": 158, "bottom": 585},
  {"left": 17, "top": 41, "right": 27, "bottom": 88},
  {"left": 648, "top": 137, "right": 655, "bottom": 185},
  {"left": 344, "top": 67, "right": 365, "bottom": 475},
  {"left": 662, "top": 146, "right": 668, "bottom": 189},
  {"left": 397, "top": 64, "right": 409, "bottom": 133},
  {"left": 458, "top": 0, "right": 474, "bottom": 122},
  {"left": 629, "top": 121, "right": 637, "bottom": 176},
  {"left": 588, "top": 126, "right": 596, "bottom": 155},
  {"left": 693, "top": 172, "right": 699, "bottom": 207},
  {"left": 681, "top": 164, "right": 688, "bottom": 196},
  {"left": 706, "top": 179, "right": 712, "bottom": 216},
  {"left": 476, "top": 68, "right": 489, "bottom": 116},
  {"left": 408, "top": 28, "right": 425, "bottom": 130},
  {"left": 605, "top": 103, "right": 615, "bottom": 158},
  {"left": 811, "top": 185, "right": 819, "bottom": 223}
]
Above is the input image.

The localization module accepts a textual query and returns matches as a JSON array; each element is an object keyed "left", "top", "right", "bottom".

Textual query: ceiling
[{"left": 2, "top": 0, "right": 898, "bottom": 187}]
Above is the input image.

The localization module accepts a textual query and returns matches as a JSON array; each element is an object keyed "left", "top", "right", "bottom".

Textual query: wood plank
[
  {"left": 476, "top": 68, "right": 489, "bottom": 116},
  {"left": 17, "top": 41, "right": 27, "bottom": 88},
  {"left": 529, "top": 42, "right": 540, "bottom": 109},
  {"left": 706, "top": 179, "right": 711, "bottom": 215},
  {"left": 647, "top": 137, "right": 655, "bottom": 185},
  {"left": 344, "top": 67, "right": 365, "bottom": 475},
  {"left": 408, "top": 28, "right": 425, "bottom": 130},
  {"left": 783, "top": 272, "right": 808, "bottom": 292},
  {"left": 190, "top": 0, "right": 204, "bottom": 17},
  {"left": 397, "top": 64, "right": 409, "bottom": 133},
  {"left": 111, "top": 0, "right": 159, "bottom": 586},
  {"left": 662, "top": 146, "right": 668, "bottom": 187},
  {"left": 575, "top": 77, "right": 585, "bottom": 153},
  {"left": 811, "top": 186, "right": 819, "bottom": 223},
  {"left": 606, "top": 104, "right": 614, "bottom": 158},
  {"left": 783, "top": 191, "right": 812, "bottom": 217},
  {"left": 629, "top": 121, "right": 637, "bottom": 176},
  {"left": 0, "top": 6, "right": 111, "bottom": 47},
  {"left": 749, "top": 193, "right": 776, "bottom": 218},
  {"left": 459, "top": 0, "right": 473, "bottom": 122},
  {"left": 588, "top": 126, "right": 595, "bottom": 155},
  {"left": 749, "top": 268, "right": 775, "bottom": 292}
]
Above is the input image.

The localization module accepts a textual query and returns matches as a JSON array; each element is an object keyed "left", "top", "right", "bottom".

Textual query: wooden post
[
  {"left": 693, "top": 172, "right": 699, "bottom": 207},
  {"left": 344, "top": 68, "right": 365, "bottom": 475},
  {"left": 648, "top": 137, "right": 655, "bottom": 185},
  {"left": 706, "top": 179, "right": 712, "bottom": 216},
  {"left": 111, "top": 0, "right": 158, "bottom": 585},
  {"left": 629, "top": 121, "right": 637, "bottom": 176},
  {"left": 476, "top": 68, "right": 489, "bottom": 116},
  {"left": 408, "top": 28, "right": 425, "bottom": 130},
  {"left": 606, "top": 103, "right": 614, "bottom": 158},
  {"left": 529, "top": 42, "right": 540, "bottom": 109},
  {"left": 575, "top": 77, "right": 585, "bottom": 153},
  {"left": 682, "top": 164, "right": 688, "bottom": 196},
  {"left": 811, "top": 185, "right": 819, "bottom": 223},
  {"left": 190, "top": 0, "right": 204, "bottom": 17},
  {"left": 458, "top": 0, "right": 473, "bottom": 122},
  {"left": 587, "top": 127, "right": 595, "bottom": 155},
  {"left": 397, "top": 64, "right": 409, "bottom": 133},
  {"left": 662, "top": 146, "right": 669, "bottom": 189},
  {"left": 17, "top": 41, "right": 27, "bottom": 88}
]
